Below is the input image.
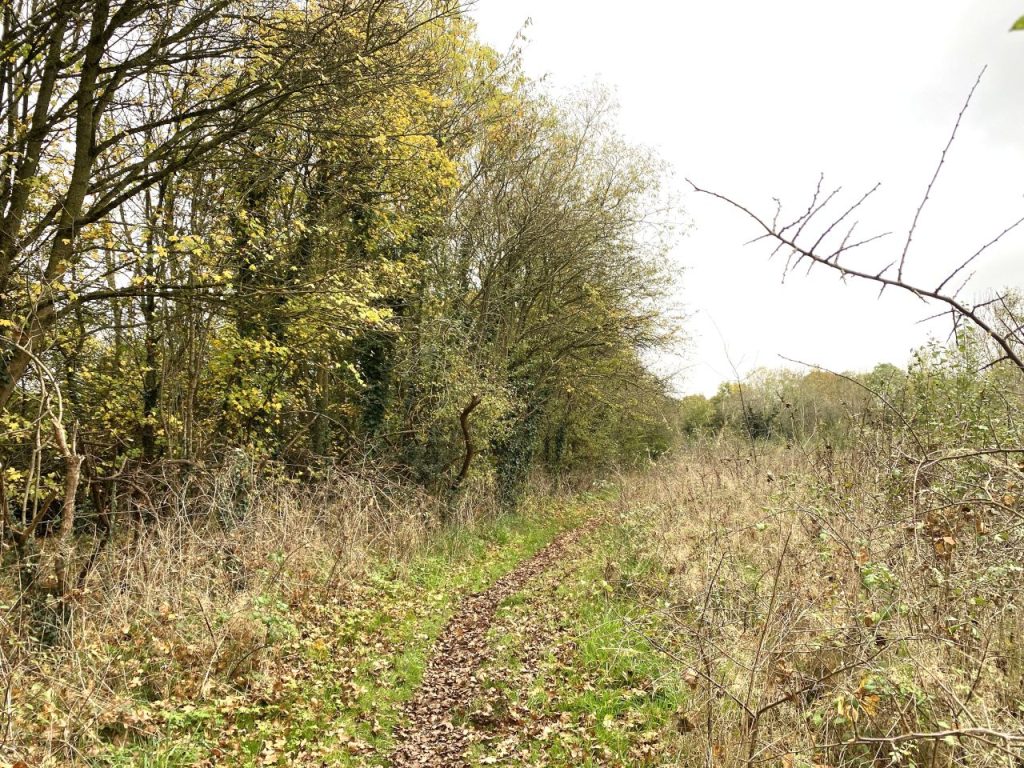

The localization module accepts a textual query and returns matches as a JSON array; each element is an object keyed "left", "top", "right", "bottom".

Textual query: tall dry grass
[
  {"left": 619, "top": 435, "right": 1024, "bottom": 768},
  {"left": 0, "top": 456, "right": 497, "bottom": 763}
]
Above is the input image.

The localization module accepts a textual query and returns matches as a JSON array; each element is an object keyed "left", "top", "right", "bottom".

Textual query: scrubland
[{"left": 613, "top": 405, "right": 1024, "bottom": 766}]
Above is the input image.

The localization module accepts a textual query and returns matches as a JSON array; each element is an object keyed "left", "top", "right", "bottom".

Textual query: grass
[
  {"left": 466, "top": 509, "right": 690, "bottom": 767},
  {"left": 604, "top": 441, "right": 1024, "bottom": 768},
  {"left": 33, "top": 439, "right": 1021, "bottom": 768},
  {"left": 84, "top": 496, "right": 588, "bottom": 767}
]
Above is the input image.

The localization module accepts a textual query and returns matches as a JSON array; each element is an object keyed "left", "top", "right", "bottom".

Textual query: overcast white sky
[{"left": 469, "top": 1, "right": 1024, "bottom": 395}]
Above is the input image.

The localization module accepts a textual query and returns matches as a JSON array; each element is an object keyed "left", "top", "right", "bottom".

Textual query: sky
[{"left": 469, "top": 1, "right": 1024, "bottom": 395}]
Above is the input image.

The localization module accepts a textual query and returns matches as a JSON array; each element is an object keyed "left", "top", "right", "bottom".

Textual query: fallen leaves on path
[{"left": 390, "top": 528, "right": 585, "bottom": 767}]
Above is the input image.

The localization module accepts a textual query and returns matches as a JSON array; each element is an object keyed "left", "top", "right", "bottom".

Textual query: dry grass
[
  {"left": 618, "top": 437, "right": 1024, "bottom": 768},
  {"left": 0, "top": 458, "right": 498, "bottom": 764}
]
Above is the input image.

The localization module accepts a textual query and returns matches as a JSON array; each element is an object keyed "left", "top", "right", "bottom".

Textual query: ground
[{"left": 89, "top": 487, "right": 688, "bottom": 767}]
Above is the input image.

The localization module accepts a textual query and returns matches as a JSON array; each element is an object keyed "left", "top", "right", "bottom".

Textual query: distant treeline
[
  {"left": 677, "top": 364, "right": 903, "bottom": 443},
  {"left": 677, "top": 331, "right": 1024, "bottom": 446}
]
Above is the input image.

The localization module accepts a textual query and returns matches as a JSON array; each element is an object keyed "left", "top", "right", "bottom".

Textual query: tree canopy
[{"left": 0, "top": 0, "right": 679, "bottom": 544}]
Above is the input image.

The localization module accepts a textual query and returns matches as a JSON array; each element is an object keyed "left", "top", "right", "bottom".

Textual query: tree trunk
[{"left": 451, "top": 394, "right": 483, "bottom": 491}]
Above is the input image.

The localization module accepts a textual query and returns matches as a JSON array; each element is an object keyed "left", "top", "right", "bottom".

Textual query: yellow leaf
[{"left": 861, "top": 694, "right": 880, "bottom": 717}]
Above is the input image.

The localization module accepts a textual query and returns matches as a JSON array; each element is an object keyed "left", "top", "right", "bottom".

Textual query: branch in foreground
[
  {"left": 688, "top": 177, "right": 1024, "bottom": 375},
  {"left": 688, "top": 69, "right": 1024, "bottom": 375}
]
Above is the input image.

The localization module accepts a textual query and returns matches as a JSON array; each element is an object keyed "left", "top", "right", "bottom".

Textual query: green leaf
[{"left": 1012, "top": 15, "right": 1024, "bottom": 30}]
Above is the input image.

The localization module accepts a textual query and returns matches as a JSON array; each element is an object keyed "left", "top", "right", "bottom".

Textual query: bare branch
[{"left": 899, "top": 67, "right": 987, "bottom": 281}]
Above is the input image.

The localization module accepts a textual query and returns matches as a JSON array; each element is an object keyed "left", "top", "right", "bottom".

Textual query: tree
[
  {"left": 0, "top": 1, "right": 680, "bottom": 593},
  {"left": 0, "top": 0, "right": 470, "bottom": 606},
  {"left": 0, "top": 0, "right": 460, "bottom": 412},
  {"left": 422, "top": 86, "right": 675, "bottom": 502}
]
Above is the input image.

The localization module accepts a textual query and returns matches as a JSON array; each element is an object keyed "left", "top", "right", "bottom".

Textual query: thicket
[
  {"left": 671, "top": 33, "right": 1024, "bottom": 755},
  {"left": 625, "top": 323, "right": 1024, "bottom": 767},
  {"left": 668, "top": 55, "right": 1024, "bottom": 756},
  {"left": 0, "top": 0, "right": 676, "bottom": 617}
]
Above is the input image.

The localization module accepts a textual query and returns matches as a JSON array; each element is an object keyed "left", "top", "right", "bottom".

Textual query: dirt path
[{"left": 388, "top": 527, "right": 585, "bottom": 767}]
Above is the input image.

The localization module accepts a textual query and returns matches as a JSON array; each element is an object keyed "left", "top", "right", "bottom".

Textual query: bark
[
  {"left": 452, "top": 393, "right": 482, "bottom": 490},
  {"left": 0, "top": 1, "right": 109, "bottom": 411},
  {"left": 0, "top": 2, "right": 73, "bottom": 295},
  {"left": 52, "top": 419, "right": 83, "bottom": 598}
]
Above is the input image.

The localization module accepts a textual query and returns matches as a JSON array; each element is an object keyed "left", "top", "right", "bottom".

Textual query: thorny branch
[{"left": 688, "top": 69, "right": 1024, "bottom": 375}]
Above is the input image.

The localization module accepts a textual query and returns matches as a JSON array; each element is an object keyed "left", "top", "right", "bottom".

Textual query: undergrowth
[
  {"left": 614, "top": 436, "right": 1024, "bottom": 768},
  {"left": 0, "top": 469, "right": 584, "bottom": 767}
]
